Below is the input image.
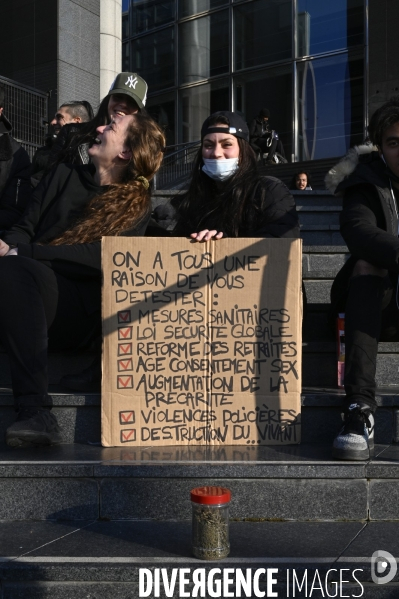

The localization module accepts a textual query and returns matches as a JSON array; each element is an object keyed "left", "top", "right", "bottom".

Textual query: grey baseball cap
[{"left": 108, "top": 72, "right": 148, "bottom": 109}]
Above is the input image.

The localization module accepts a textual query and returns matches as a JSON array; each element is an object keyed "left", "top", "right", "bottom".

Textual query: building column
[{"left": 100, "top": 0, "right": 122, "bottom": 100}]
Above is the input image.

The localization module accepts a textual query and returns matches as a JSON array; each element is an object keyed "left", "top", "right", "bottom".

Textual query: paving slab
[
  {"left": 338, "top": 522, "right": 399, "bottom": 585},
  {"left": 369, "top": 480, "right": 399, "bottom": 521},
  {"left": 94, "top": 443, "right": 368, "bottom": 479},
  {"left": 0, "top": 478, "right": 99, "bottom": 521},
  {"left": 99, "top": 477, "right": 368, "bottom": 521},
  {"left": 18, "top": 521, "right": 363, "bottom": 560},
  {"left": 0, "top": 442, "right": 388, "bottom": 478},
  {"left": 0, "top": 441, "right": 106, "bottom": 478},
  {"left": 0, "top": 521, "right": 368, "bottom": 598},
  {"left": 367, "top": 445, "right": 399, "bottom": 478},
  {"left": 0, "top": 521, "right": 95, "bottom": 560}
]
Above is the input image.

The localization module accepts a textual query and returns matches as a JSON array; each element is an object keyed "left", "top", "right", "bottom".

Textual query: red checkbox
[
  {"left": 118, "top": 343, "right": 132, "bottom": 356},
  {"left": 118, "top": 310, "right": 131, "bottom": 323},
  {"left": 118, "top": 358, "right": 133, "bottom": 371},
  {"left": 120, "top": 428, "right": 136, "bottom": 443},
  {"left": 118, "top": 326, "right": 132, "bottom": 340},
  {"left": 119, "top": 410, "right": 135, "bottom": 424},
  {"left": 117, "top": 375, "right": 133, "bottom": 389}
]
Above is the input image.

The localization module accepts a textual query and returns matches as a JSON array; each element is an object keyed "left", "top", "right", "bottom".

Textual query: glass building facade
[{"left": 122, "top": 0, "right": 366, "bottom": 160}]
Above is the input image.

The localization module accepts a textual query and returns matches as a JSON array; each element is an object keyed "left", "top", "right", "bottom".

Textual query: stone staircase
[{"left": 0, "top": 188, "right": 399, "bottom": 597}]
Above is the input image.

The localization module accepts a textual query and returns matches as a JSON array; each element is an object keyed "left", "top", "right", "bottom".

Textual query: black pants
[
  {"left": 344, "top": 273, "right": 399, "bottom": 412},
  {"left": 0, "top": 257, "right": 100, "bottom": 408},
  {"left": 254, "top": 138, "right": 285, "bottom": 161}
]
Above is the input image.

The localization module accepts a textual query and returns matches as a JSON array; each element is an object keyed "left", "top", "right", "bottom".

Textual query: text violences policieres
[{"left": 139, "top": 567, "right": 364, "bottom": 598}]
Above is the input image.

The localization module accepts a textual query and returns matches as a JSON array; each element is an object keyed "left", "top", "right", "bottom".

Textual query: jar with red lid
[{"left": 190, "top": 486, "right": 231, "bottom": 560}]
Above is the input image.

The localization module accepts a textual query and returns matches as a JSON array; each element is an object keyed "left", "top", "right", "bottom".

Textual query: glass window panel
[
  {"left": 147, "top": 92, "right": 176, "bottom": 146},
  {"left": 122, "top": 10, "right": 129, "bottom": 41},
  {"left": 296, "top": 0, "right": 364, "bottom": 57},
  {"left": 122, "top": 42, "right": 130, "bottom": 71},
  {"left": 131, "top": 28, "right": 175, "bottom": 92},
  {"left": 235, "top": 65, "right": 293, "bottom": 161},
  {"left": 297, "top": 53, "right": 364, "bottom": 160},
  {"left": 132, "top": 0, "right": 175, "bottom": 35},
  {"left": 234, "top": 0, "right": 292, "bottom": 70},
  {"left": 179, "top": 11, "right": 229, "bottom": 84},
  {"left": 179, "top": 79, "right": 229, "bottom": 142},
  {"left": 179, "top": 0, "right": 227, "bottom": 19}
]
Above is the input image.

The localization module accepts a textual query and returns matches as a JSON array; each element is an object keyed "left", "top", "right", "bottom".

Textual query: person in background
[
  {"left": 172, "top": 110, "right": 298, "bottom": 240},
  {"left": 326, "top": 96, "right": 399, "bottom": 460},
  {"left": 32, "top": 100, "right": 94, "bottom": 185},
  {"left": 0, "top": 112, "right": 165, "bottom": 447},
  {"left": 290, "top": 171, "right": 312, "bottom": 191},
  {"left": 50, "top": 100, "right": 94, "bottom": 136},
  {"left": 0, "top": 85, "right": 31, "bottom": 231},
  {"left": 249, "top": 107, "right": 286, "bottom": 164},
  {"left": 50, "top": 72, "right": 148, "bottom": 167}
]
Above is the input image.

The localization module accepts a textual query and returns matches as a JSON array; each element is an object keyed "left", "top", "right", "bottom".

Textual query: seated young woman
[
  {"left": 172, "top": 111, "right": 299, "bottom": 240},
  {"left": 0, "top": 112, "right": 165, "bottom": 447}
]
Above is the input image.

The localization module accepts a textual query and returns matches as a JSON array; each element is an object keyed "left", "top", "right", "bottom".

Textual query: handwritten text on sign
[{"left": 102, "top": 238, "right": 302, "bottom": 447}]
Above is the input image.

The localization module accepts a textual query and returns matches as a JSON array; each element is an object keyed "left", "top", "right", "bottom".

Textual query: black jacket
[
  {"left": 2, "top": 163, "right": 150, "bottom": 282},
  {"left": 173, "top": 175, "right": 300, "bottom": 239},
  {"left": 326, "top": 146, "right": 399, "bottom": 306},
  {"left": 0, "top": 114, "right": 32, "bottom": 230},
  {"left": 249, "top": 117, "right": 270, "bottom": 144},
  {"left": 49, "top": 122, "right": 90, "bottom": 169}
]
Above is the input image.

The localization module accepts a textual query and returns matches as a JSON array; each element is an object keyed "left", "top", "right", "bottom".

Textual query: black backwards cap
[{"left": 201, "top": 111, "right": 249, "bottom": 142}]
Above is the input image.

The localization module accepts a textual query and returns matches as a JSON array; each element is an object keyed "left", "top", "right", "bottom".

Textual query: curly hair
[
  {"left": 368, "top": 96, "right": 399, "bottom": 147},
  {"left": 50, "top": 112, "right": 165, "bottom": 245},
  {"left": 172, "top": 115, "right": 259, "bottom": 237}
]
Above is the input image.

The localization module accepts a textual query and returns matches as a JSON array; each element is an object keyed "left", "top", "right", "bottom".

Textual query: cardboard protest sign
[{"left": 102, "top": 237, "right": 302, "bottom": 447}]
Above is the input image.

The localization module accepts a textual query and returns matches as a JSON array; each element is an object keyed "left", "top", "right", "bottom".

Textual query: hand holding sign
[{"left": 190, "top": 230, "right": 224, "bottom": 242}]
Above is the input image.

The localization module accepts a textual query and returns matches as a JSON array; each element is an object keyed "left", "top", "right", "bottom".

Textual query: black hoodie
[
  {"left": 2, "top": 163, "right": 150, "bottom": 280},
  {"left": 0, "top": 113, "right": 32, "bottom": 230},
  {"left": 325, "top": 145, "right": 399, "bottom": 308}
]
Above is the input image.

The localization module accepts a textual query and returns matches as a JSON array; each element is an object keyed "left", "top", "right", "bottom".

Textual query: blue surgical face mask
[{"left": 202, "top": 158, "right": 239, "bottom": 181}]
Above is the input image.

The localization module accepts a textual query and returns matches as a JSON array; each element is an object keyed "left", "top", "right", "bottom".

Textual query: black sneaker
[
  {"left": 332, "top": 402, "right": 374, "bottom": 461},
  {"left": 6, "top": 407, "right": 62, "bottom": 447}
]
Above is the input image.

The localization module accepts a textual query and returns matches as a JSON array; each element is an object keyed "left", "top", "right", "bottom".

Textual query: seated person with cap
[{"left": 50, "top": 72, "right": 149, "bottom": 167}]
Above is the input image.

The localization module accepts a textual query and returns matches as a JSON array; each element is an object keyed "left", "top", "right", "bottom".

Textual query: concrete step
[
  {"left": 303, "top": 341, "right": 399, "bottom": 388},
  {"left": 257, "top": 157, "right": 341, "bottom": 189},
  {"left": 293, "top": 190, "right": 342, "bottom": 207},
  {"left": 302, "top": 246, "right": 348, "bottom": 279},
  {"left": 151, "top": 190, "right": 346, "bottom": 245},
  {"left": 301, "top": 230, "right": 345, "bottom": 245},
  {"left": 0, "top": 350, "right": 96, "bottom": 389},
  {"left": 0, "top": 385, "right": 398, "bottom": 447},
  {"left": 301, "top": 387, "right": 399, "bottom": 445},
  {"left": 1, "top": 442, "right": 399, "bottom": 523},
  {"left": 1, "top": 519, "right": 398, "bottom": 598},
  {"left": 152, "top": 190, "right": 342, "bottom": 213}
]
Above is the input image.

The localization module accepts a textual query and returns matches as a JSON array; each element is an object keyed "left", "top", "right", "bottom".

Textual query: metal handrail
[
  {"left": 0, "top": 75, "right": 48, "bottom": 160},
  {"left": 164, "top": 140, "right": 200, "bottom": 151},
  {"left": 154, "top": 140, "right": 201, "bottom": 190}
]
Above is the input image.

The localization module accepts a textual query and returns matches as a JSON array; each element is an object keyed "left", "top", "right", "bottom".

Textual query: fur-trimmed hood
[{"left": 324, "top": 144, "right": 388, "bottom": 194}]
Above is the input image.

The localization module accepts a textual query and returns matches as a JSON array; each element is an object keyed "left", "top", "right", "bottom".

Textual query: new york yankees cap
[
  {"left": 201, "top": 111, "right": 249, "bottom": 142},
  {"left": 108, "top": 72, "right": 148, "bottom": 109}
]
